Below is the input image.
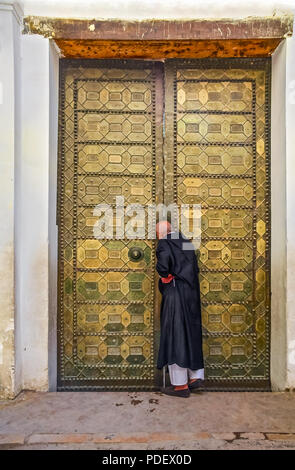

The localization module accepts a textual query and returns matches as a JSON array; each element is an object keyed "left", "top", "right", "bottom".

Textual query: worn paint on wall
[
  {"left": 285, "top": 37, "right": 295, "bottom": 390},
  {"left": 271, "top": 41, "right": 287, "bottom": 391},
  {"left": 19, "top": 35, "right": 50, "bottom": 393},
  {"left": 0, "top": 6, "right": 18, "bottom": 400},
  {"left": 0, "top": 244, "right": 15, "bottom": 398}
]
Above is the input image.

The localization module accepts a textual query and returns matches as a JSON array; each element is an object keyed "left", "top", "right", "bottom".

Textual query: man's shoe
[
  {"left": 188, "top": 379, "right": 205, "bottom": 391},
  {"left": 160, "top": 385, "right": 190, "bottom": 398}
]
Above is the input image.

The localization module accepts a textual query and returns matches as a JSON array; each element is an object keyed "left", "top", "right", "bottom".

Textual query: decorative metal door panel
[
  {"left": 164, "top": 59, "right": 271, "bottom": 390},
  {"left": 58, "top": 58, "right": 271, "bottom": 391},
  {"left": 57, "top": 60, "right": 164, "bottom": 391}
]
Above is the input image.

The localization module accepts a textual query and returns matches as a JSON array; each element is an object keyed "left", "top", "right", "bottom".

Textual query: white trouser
[{"left": 168, "top": 363, "right": 205, "bottom": 386}]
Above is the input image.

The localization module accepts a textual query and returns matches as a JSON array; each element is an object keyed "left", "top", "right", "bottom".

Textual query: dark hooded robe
[{"left": 156, "top": 231, "right": 204, "bottom": 371}]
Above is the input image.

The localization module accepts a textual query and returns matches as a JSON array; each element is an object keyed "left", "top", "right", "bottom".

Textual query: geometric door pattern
[
  {"left": 164, "top": 59, "right": 271, "bottom": 390},
  {"left": 57, "top": 59, "right": 163, "bottom": 390},
  {"left": 58, "top": 58, "right": 271, "bottom": 391}
]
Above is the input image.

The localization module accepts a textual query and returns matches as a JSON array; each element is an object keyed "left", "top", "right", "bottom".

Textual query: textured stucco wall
[
  {"left": 19, "top": 34, "right": 50, "bottom": 391},
  {"left": 271, "top": 41, "right": 287, "bottom": 390},
  {"left": 0, "top": 3, "right": 59, "bottom": 398},
  {"left": 0, "top": 4, "right": 20, "bottom": 399},
  {"left": 48, "top": 39, "right": 59, "bottom": 392},
  {"left": 271, "top": 36, "right": 295, "bottom": 390},
  {"left": 285, "top": 36, "right": 295, "bottom": 389}
]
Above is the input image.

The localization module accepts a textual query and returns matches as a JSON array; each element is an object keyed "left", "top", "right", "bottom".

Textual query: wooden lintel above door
[
  {"left": 23, "top": 15, "right": 293, "bottom": 59},
  {"left": 53, "top": 38, "right": 281, "bottom": 59}
]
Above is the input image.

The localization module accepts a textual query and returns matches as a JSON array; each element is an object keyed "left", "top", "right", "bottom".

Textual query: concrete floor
[{"left": 0, "top": 390, "right": 295, "bottom": 449}]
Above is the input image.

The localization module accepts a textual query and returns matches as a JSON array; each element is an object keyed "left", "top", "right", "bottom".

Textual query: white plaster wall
[
  {"left": 22, "top": 0, "right": 295, "bottom": 20},
  {"left": 0, "top": 3, "right": 21, "bottom": 398},
  {"left": 285, "top": 36, "right": 295, "bottom": 388},
  {"left": 13, "top": 0, "right": 23, "bottom": 396},
  {"left": 270, "top": 36, "right": 295, "bottom": 390},
  {"left": 0, "top": 2, "right": 56, "bottom": 397},
  {"left": 48, "top": 40, "right": 59, "bottom": 391},
  {"left": 271, "top": 41, "right": 287, "bottom": 390},
  {"left": 19, "top": 35, "right": 50, "bottom": 391}
]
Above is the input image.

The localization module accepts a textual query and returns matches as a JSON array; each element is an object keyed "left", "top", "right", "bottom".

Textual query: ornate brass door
[
  {"left": 57, "top": 60, "right": 164, "bottom": 390},
  {"left": 164, "top": 59, "right": 271, "bottom": 390},
  {"left": 57, "top": 58, "right": 271, "bottom": 391}
]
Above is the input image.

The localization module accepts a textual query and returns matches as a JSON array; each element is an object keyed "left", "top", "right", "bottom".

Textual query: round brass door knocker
[{"left": 128, "top": 247, "right": 144, "bottom": 262}]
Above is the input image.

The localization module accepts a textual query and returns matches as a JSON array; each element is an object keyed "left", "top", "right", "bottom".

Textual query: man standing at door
[{"left": 156, "top": 220, "right": 205, "bottom": 398}]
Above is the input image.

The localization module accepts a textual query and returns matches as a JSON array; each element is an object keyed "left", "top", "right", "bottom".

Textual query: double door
[{"left": 57, "top": 58, "right": 271, "bottom": 391}]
